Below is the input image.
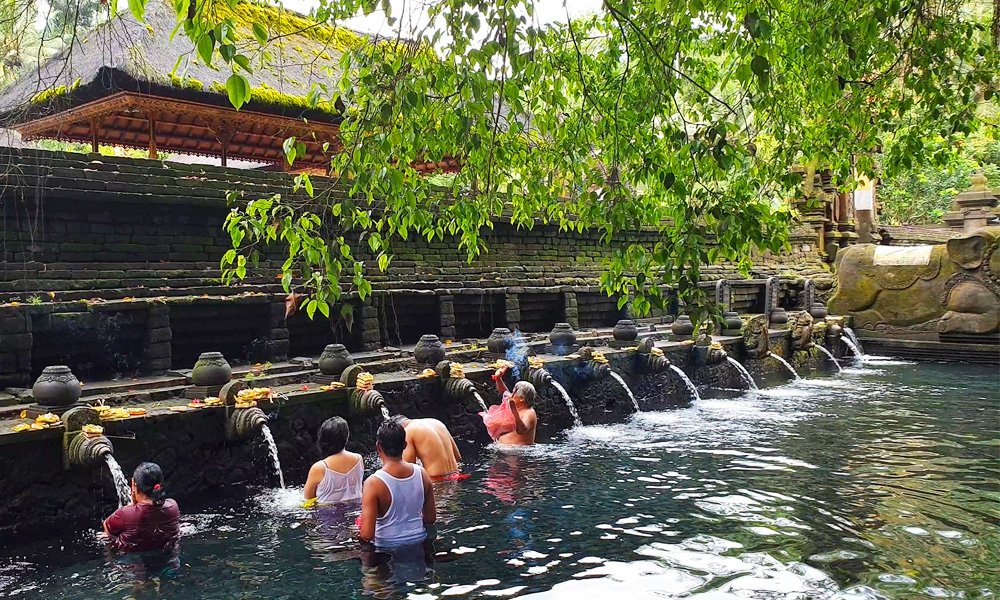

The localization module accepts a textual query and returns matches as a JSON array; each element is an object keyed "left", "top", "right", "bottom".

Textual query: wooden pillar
[
  {"left": 148, "top": 117, "right": 157, "bottom": 159},
  {"left": 220, "top": 140, "right": 228, "bottom": 167},
  {"left": 89, "top": 118, "right": 99, "bottom": 153}
]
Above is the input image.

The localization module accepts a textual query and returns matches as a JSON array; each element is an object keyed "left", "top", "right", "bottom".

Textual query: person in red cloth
[
  {"left": 103, "top": 462, "right": 180, "bottom": 554},
  {"left": 484, "top": 367, "right": 537, "bottom": 445}
]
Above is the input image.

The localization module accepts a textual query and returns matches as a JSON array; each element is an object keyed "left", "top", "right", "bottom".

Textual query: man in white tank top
[{"left": 360, "top": 420, "right": 437, "bottom": 550}]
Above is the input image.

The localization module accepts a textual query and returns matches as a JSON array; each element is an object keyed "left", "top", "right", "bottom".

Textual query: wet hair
[
  {"left": 388, "top": 414, "right": 409, "bottom": 427},
  {"left": 376, "top": 420, "right": 407, "bottom": 458},
  {"left": 512, "top": 381, "right": 536, "bottom": 405},
  {"left": 317, "top": 416, "right": 350, "bottom": 456},
  {"left": 133, "top": 462, "right": 166, "bottom": 507}
]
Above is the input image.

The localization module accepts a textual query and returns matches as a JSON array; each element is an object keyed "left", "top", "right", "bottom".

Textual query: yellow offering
[
  {"left": 417, "top": 368, "right": 437, "bottom": 378},
  {"left": 35, "top": 413, "right": 60, "bottom": 425},
  {"left": 81, "top": 424, "right": 104, "bottom": 436},
  {"left": 356, "top": 372, "right": 375, "bottom": 392}
]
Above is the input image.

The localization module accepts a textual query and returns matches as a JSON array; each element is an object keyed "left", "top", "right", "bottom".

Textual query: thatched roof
[{"left": 0, "top": 0, "right": 364, "bottom": 124}]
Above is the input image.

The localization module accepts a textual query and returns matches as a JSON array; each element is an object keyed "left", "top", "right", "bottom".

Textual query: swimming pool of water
[{"left": 1, "top": 358, "right": 997, "bottom": 598}]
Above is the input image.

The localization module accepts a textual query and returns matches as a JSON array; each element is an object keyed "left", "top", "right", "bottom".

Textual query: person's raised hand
[{"left": 492, "top": 366, "right": 508, "bottom": 381}]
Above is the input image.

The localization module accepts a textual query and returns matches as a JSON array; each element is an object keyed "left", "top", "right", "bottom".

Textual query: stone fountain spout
[
  {"left": 634, "top": 338, "right": 671, "bottom": 373},
  {"left": 339, "top": 365, "right": 388, "bottom": 418},
  {"left": 218, "top": 380, "right": 269, "bottom": 441},
  {"left": 436, "top": 361, "right": 487, "bottom": 411},
  {"left": 525, "top": 362, "right": 554, "bottom": 392},
  {"left": 62, "top": 407, "right": 114, "bottom": 470},
  {"left": 227, "top": 406, "right": 269, "bottom": 441},
  {"left": 692, "top": 334, "right": 728, "bottom": 367},
  {"left": 576, "top": 346, "right": 611, "bottom": 378}
]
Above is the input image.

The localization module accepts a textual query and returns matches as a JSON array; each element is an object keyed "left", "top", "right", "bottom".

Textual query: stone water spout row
[{"left": 632, "top": 337, "right": 672, "bottom": 373}]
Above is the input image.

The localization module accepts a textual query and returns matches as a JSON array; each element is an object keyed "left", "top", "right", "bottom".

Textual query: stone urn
[
  {"left": 769, "top": 307, "right": 788, "bottom": 326},
  {"left": 809, "top": 302, "right": 828, "bottom": 320},
  {"left": 548, "top": 323, "right": 577, "bottom": 349},
  {"left": 32, "top": 365, "right": 82, "bottom": 408},
  {"left": 191, "top": 352, "right": 232, "bottom": 386},
  {"left": 722, "top": 311, "right": 744, "bottom": 335},
  {"left": 318, "top": 344, "right": 354, "bottom": 377},
  {"left": 487, "top": 328, "right": 513, "bottom": 355},
  {"left": 612, "top": 319, "right": 638, "bottom": 342},
  {"left": 671, "top": 315, "right": 695, "bottom": 337},
  {"left": 414, "top": 334, "right": 446, "bottom": 365}
]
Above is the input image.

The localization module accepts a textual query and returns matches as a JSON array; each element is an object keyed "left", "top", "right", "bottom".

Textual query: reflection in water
[{"left": 1, "top": 361, "right": 997, "bottom": 599}]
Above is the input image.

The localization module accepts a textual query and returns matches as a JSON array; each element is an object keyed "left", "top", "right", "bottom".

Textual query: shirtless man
[
  {"left": 390, "top": 416, "right": 462, "bottom": 479},
  {"left": 492, "top": 368, "right": 538, "bottom": 446}
]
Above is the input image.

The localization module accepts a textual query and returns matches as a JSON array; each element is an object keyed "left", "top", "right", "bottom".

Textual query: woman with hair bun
[{"left": 103, "top": 462, "right": 180, "bottom": 554}]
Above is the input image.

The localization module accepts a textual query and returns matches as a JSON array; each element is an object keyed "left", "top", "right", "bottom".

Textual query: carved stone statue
[
  {"left": 829, "top": 226, "right": 999, "bottom": 336},
  {"left": 788, "top": 311, "right": 814, "bottom": 350},
  {"left": 742, "top": 314, "right": 770, "bottom": 359}
]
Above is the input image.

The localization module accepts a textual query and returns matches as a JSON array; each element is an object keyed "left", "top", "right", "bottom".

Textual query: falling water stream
[
  {"left": 815, "top": 345, "right": 843, "bottom": 373},
  {"left": 725, "top": 356, "right": 759, "bottom": 389},
  {"left": 380, "top": 405, "right": 390, "bottom": 421},
  {"left": 260, "top": 425, "right": 285, "bottom": 489},
  {"left": 668, "top": 365, "right": 701, "bottom": 402},
  {"left": 550, "top": 381, "right": 582, "bottom": 427},
  {"left": 842, "top": 337, "right": 864, "bottom": 362},
  {"left": 843, "top": 327, "right": 865, "bottom": 355},
  {"left": 472, "top": 391, "right": 488, "bottom": 412},
  {"left": 767, "top": 352, "right": 800, "bottom": 380},
  {"left": 610, "top": 371, "right": 641, "bottom": 413},
  {"left": 104, "top": 455, "right": 131, "bottom": 508}
]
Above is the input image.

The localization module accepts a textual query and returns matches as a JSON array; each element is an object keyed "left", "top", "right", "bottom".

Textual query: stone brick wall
[{"left": 0, "top": 147, "right": 833, "bottom": 386}]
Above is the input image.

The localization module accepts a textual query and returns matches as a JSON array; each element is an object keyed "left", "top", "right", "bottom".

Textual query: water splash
[
  {"left": 260, "top": 425, "right": 285, "bottom": 489},
  {"left": 843, "top": 327, "right": 865, "bottom": 355},
  {"left": 472, "top": 391, "right": 488, "bottom": 411},
  {"left": 767, "top": 352, "right": 800, "bottom": 380},
  {"left": 726, "top": 356, "right": 759, "bottom": 389},
  {"left": 104, "top": 454, "right": 131, "bottom": 508},
  {"left": 380, "top": 405, "right": 390, "bottom": 421},
  {"left": 669, "top": 365, "right": 701, "bottom": 402},
  {"left": 550, "top": 381, "right": 582, "bottom": 427},
  {"left": 609, "top": 371, "right": 640, "bottom": 413},
  {"left": 842, "top": 337, "right": 864, "bottom": 363},
  {"left": 815, "top": 345, "right": 842, "bottom": 373}
]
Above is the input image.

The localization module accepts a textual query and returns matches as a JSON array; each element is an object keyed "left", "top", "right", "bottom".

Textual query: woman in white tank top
[{"left": 305, "top": 417, "right": 364, "bottom": 504}]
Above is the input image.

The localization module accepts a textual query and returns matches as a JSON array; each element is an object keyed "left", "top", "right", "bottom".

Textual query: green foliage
[
  {"left": 33, "top": 139, "right": 171, "bottom": 160},
  {"left": 147, "top": 0, "right": 997, "bottom": 329},
  {"left": 879, "top": 130, "right": 1000, "bottom": 225}
]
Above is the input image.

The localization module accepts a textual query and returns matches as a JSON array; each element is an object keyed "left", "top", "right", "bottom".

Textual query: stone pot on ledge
[
  {"left": 671, "top": 315, "right": 695, "bottom": 338},
  {"left": 613, "top": 320, "right": 639, "bottom": 342},
  {"left": 414, "top": 335, "right": 446, "bottom": 365},
  {"left": 487, "top": 328, "right": 513, "bottom": 355},
  {"left": 548, "top": 323, "right": 577, "bottom": 350},
  {"left": 722, "top": 311, "right": 744, "bottom": 335},
  {"left": 191, "top": 352, "right": 232, "bottom": 387},
  {"left": 809, "top": 302, "right": 828, "bottom": 320},
  {"left": 769, "top": 307, "right": 789, "bottom": 326},
  {"left": 318, "top": 344, "right": 354, "bottom": 377},
  {"left": 32, "top": 365, "right": 82, "bottom": 408}
]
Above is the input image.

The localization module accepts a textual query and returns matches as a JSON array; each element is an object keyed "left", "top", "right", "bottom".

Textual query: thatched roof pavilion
[{"left": 0, "top": 0, "right": 458, "bottom": 172}]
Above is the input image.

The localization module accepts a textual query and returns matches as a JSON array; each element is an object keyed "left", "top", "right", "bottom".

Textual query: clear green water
[{"left": 1, "top": 357, "right": 998, "bottom": 599}]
